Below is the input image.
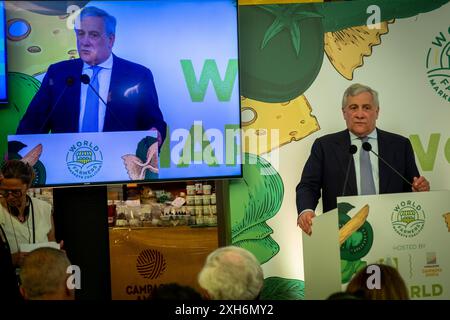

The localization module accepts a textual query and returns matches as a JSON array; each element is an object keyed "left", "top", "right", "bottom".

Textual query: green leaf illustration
[
  {"left": 260, "top": 276, "right": 305, "bottom": 300},
  {"left": 232, "top": 221, "right": 273, "bottom": 243},
  {"left": 233, "top": 237, "right": 279, "bottom": 265},
  {"left": 135, "top": 136, "right": 158, "bottom": 180},
  {"left": 0, "top": 73, "right": 40, "bottom": 161},
  {"left": 338, "top": 202, "right": 355, "bottom": 215},
  {"left": 259, "top": 4, "right": 323, "bottom": 56},
  {"left": 341, "top": 259, "right": 367, "bottom": 284},
  {"left": 229, "top": 153, "right": 283, "bottom": 263},
  {"left": 230, "top": 153, "right": 283, "bottom": 236}
]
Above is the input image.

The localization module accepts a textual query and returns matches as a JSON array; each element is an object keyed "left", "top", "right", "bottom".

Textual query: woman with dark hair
[
  {"left": 0, "top": 159, "right": 56, "bottom": 267},
  {"left": 346, "top": 263, "right": 409, "bottom": 300}
]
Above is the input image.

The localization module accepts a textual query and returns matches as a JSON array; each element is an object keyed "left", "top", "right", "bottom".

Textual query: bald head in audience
[
  {"left": 198, "top": 246, "right": 264, "bottom": 300},
  {"left": 19, "top": 247, "right": 74, "bottom": 300}
]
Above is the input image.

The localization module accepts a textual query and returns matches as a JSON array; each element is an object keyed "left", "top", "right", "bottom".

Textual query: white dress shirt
[{"left": 78, "top": 54, "right": 113, "bottom": 132}]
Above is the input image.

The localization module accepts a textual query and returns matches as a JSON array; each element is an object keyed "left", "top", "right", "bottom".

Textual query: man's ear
[{"left": 108, "top": 34, "right": 115, "bottom": 49}]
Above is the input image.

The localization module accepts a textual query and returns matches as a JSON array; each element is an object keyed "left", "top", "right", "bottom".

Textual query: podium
[{"left": 302, "top": 191, "right": 450, "bottom": 300}]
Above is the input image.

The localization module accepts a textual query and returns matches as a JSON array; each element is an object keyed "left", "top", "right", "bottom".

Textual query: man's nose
[
  {"left": 355, "top": 109, "right": 365, "bottom": 118},
  {"left": 78, "top": 35, "right": 90, "bottom": 45}
]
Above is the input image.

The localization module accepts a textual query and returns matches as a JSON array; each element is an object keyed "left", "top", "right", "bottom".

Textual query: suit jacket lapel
[
  {"left": 377, "top": 129, "right": 392, "bottom": 193},
  {"left": 333, "top": 130, "right": 357, "bottom": 196},
  {"left": 64, "top": 59, "right": 83, "bottom": 132},
  {"left": 104, "top": 54, "right": 120, "bottom": 130}
]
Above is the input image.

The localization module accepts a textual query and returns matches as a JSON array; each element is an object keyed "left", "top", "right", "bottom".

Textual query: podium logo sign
[
  {"left": 66, "top": 140, "right": 103, "bottom": 179},
  {"left": 425, "top": 27, "right": 450, "bottom": 103},
  {"left": 391, "top": 200, "right": 425, "bottom": 238}
]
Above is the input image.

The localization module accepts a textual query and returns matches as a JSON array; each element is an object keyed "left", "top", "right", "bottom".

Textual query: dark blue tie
[
  {"left": 81, "top": 65, "right": 102, "bottom": 132},
  {"left": 360, "top": 136, "right": 376, "bottom": 195}
]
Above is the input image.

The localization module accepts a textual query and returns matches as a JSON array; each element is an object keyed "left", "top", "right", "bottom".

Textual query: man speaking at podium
[
  {"left": 296, "top": 83, "right": 430, "bottom": 235},
  {"left": 16, "top": 6, "right": 167, "bottom": 146}
]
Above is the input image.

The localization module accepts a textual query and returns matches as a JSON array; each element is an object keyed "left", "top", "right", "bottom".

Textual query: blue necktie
[
  {"left": 360, "top": 136, "right": 376, "bottom": 195},
  {"left": 81, "top": 65, "right": 102, "bottom": 132}
]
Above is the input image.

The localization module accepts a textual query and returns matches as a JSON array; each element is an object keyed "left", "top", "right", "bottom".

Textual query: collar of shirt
[
  {"left": 82, "top": 54, "right": 113, "bottom": 73},
  {"left": 349, "top": 129, "right": 378, "bottom": 143}
]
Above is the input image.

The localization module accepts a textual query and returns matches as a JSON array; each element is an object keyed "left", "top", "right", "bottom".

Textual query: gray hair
[
  {"left": 80, "top": 6, "right": 116, "bottom": 36},
  {"left": 342, "top": 83, "right": 379, "bottom": 109},
  {"left": 20, "top": 247, "right": 71, "bottom": 300},
  {"left": 198, "top": 246, "right": 264, "bottom": 300}
]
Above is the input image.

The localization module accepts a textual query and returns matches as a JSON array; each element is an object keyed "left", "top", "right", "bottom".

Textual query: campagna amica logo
[
  {"left": 136, "top": 249, "right": 167, "bottom": 279},
  {"left": 391, "top": 200, "right": 425, "bottom": 238}
]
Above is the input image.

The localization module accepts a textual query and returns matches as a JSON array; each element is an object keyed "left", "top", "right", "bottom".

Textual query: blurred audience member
[
  {"left": 151, "top": 283, "right": 203, "bottom": 300},
  {"left": 0, "top": 160, "right": 59, "bottom": 267},
  {"left": 198, "top": 246, "right": 263, "bottom": 300},
  {"left": 346, "top": 263, "right": 409, "bottom": 300},
  {"left": 19, "top": 247, "right": 74, "bottom": 300}
]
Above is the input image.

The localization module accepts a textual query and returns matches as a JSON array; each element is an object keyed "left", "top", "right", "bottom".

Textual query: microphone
[
  {"left": 362, "top": 141, "right": 413, "bottom": 187},
  {"left": 80, "top": 74, "right": 126, "bottom": 131},
  {"left": 36, "top": 76, "right": 75, "bottom": 133},
  {"left": 80, "top": 74, "right": 108, "bottom": 107},
  {"left": 342, "top": 144, "right": 358, "bottom": 196}
]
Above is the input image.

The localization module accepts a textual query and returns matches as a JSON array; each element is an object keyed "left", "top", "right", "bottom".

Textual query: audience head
[
  {"left": 0, "top": 159, "right": 35, "bottom": 208},
  {"left": 19, "top": 247, "right": 74, "bottom": 300},
  {"left": 198, "top": 246, "right": 264, "bottom": 300},
  {"left": 151, "top": 283, "right": 203, "bottom": 300},
  {"left": 346, "top": 263, "right": 409, "bottom": 300}
]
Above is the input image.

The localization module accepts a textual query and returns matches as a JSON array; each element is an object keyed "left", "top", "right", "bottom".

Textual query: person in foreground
[
  {"left": 346, "top": 263, "right": 409, "bottom": 300},
  {"left": 0, "top": 160, "right": 57, "bottom": 267},
  {"left": 296, "top": 83, "right": 430, "bottom": 235},
  {"left": 198, "top": 246, "right": 264, "bottom": 300},
  {"left": 20, "top": 247, "right": 74, "bottom": 300},
  {"left": 16, "top": 6, "right": 167, "bottom": 146}
]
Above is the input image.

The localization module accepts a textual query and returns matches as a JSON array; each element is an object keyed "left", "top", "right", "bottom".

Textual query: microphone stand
[{"left": 362, "top": 142, "right": 413, "bottom": 187}]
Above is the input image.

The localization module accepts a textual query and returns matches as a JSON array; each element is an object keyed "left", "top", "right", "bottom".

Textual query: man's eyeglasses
[{"left": 0, "top": 189, "right": 23, "bottom": 198}]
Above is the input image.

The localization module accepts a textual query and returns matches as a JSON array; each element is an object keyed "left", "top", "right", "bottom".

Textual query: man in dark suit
[
  {"left": 16, "top": 6, "right": 167, "bottom": 145},
  {"left": 296, "top": 83, "right": 430, "bottom": 235}
]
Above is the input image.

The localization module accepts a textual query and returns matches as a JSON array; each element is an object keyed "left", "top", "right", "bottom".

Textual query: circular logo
[
  {"left": 391, "top": 200, "right": 425, "bottom": 238},
  {"left": 66, "top": 140, "right": 103, "bottom": 179},
  {"left": 339, "top": 213, "right": 374, "bottom": 261},
  {"left": 136, "top": 249, "right": 167, "bottom": 279},
  {"left": 425, "top": 28, "right": 450, "bottom": 103}
]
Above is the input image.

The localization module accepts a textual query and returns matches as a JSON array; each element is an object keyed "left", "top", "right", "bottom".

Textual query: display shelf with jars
[{"left": 106, "top": 181, "right": 218, "bottom": 229}]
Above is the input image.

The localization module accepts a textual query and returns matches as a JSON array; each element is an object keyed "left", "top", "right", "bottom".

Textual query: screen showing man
[
  {"left": 16, "top": 6, "right": 167, "bottom": 146},
  {"left": 2, "top": 1, "right": 241, "bottom": 186}
]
